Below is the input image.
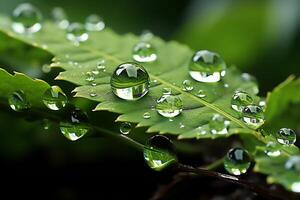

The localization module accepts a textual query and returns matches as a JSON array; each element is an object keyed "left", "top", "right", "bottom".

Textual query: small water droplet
[
  {"left": 209, "top": 114, "right": 229, "bottom": 135},
  {"left": 120, "top": 122, "right": 132, "bottom": 134},
  {"left": 8, "top": 90, "right": 30, "bottom": 111},
  {"left": 182, "top": 80, "right": 193, "bottom": 91},
  {"left": 110, "top": 62, "right": 150, "bottom": 100},
  {"left": 89, "top": 92, "right": 97, "bottom": 97},
  {"left": 242, "top": 105, "right": 264, "bottom": 127},
  {"left": 162, "top": 87, "right": 172, "bottom": 95},
  {"left": 179, "top": 123, "right": 185, "bottom": 129},
  {"left": 42, "top": 64, "right": 51, "bottom": 73},
  {"left": 66, "top": 22, "right": 88, "bottom": 44},
  {"left": 196, "top": 126, "right": 208, "bottom": 137},
  {"left": 42, "top": 119, "right": 50, "bottom": 130},
  {"left": 85, "top": 71, "right": 95, "bottom": 82},
  {"left": 51, "top": 7, "right": 69, "bottom": 29},
  {"left": 285, "top": 156, "right": 300, "bottom": 171},
  {"left": 92, "top": 69, "right": 99, "bottom": 75},
  {"left": 224, "top": 83, "right": 229, "bottom": 88},
  {"left": 276, "top": 128, "right": 296, "bottom": 145},
  {"left": 43, "top": 86, "right": 67, "bottom": 110},
  {"left": 188, "top": 50, "right": 226, "bottom": 83},
  {"left": 91, "top": 82, "right": 97, "bottom": 87},
  {"left": 12, "top": 3, "right": 42, "bottom": 34},
  {"left": 264, "top": 142, "right": 281, "bottom": 157},
  {"left": 143, "top": 135, "right": 177, "bottom": 171},
  {"left": 224, "top": 148, "right": 251, "bottom": 175},
  {"left": 85, "top": 14, "right": 105, "bottom": 31},
  {"left": 143, "top": 112, "right": 151, "bottom": 119},
  {"left": 231, "top": 91, "right": 253, "bottom": 112},
  {"left": 60, "top": 108, "right": 89, "bottom": 141},
  {"left": 150, "top": 79, "right": 159, "bottom": 87},
  {"left": 196, "top": 90, "right": 206, "bottom": 98},
  {"left": 156, "top": 94, "right": 183, "bottom": 118},
  {"left": 259, "top": 99, "right": 266, "bottom": 111},
  {"left": 132, "top": 42, "right": 157, "bottom": 62}
]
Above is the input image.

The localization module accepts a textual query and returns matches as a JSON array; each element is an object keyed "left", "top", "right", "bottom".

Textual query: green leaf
[
  {"left": 0, "top": 15, "right": 262, "bottom": 141},
  {"left": 0, "top": 67, "right": 49, "bottom": 108}
]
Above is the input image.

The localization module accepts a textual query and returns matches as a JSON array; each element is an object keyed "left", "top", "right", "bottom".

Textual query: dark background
[{"left": 0, "top": 0, "right": 300, "bottom": 199}]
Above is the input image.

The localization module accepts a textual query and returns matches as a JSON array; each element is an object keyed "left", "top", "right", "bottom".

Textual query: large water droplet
[
  {"left": 12, "top": 3, "right": 42, "bottom": 34},
  {"left": 231, "top": 91, "right": 253, "bottom": 112},
  {"left": 132, "top": 42, "right": 157, "bottom": 62},
  {"left": 60, "top": 108, "right": 89, "bottom": 141},
  {"left": 143, "top": 135, "right": 177, "bottom": 171},
  {"left": 120, "top": 122, "right": 132, "bottom": 135},
  {"left": 209, "top": 114, "right": 229, "bottom": 135},
  {"left": 276, "top": 128, "right": 296, "bottom": 145},
  {"left": 8, "top": 90, "right": 30, "bottom": 112},
  {"left": 285, "top": 156, "right": 300, "bottom": 171},
  {"left": 110, "top": 62, "right": 150, "bottom": 100},
  {"left": 51, "top": 7, "right": 69, "bottom": 29},
  {"left": 182, "top": 80, "right": 193, "bottom": 91},
  {"left": 85, "top": 14, "right": 105, "bottom": 31},
  {"left": 66, "top": 23, "right": 88, "bottom": 44},
  {"left": 264, "top": 142, "right": 281, "bottom": 157},
  {"left": 156, "top": 94, "right": 183, "bottom": 118},
  {"left": 43, "top": 86, "right": 67, "bottom": 110},
  {"left": 242, "top": 105, "right": 264, "bottom": 127},
  {"left": 224, "top": 148, "right": 251, "bottom": 175},
  {"left": 188, "top": 50, "right": 226, "bottom": 83}
]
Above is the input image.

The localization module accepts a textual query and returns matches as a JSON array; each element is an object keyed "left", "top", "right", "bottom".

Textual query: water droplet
[
  {"left": 60, "top": 108, "right": 89, "bottom": 141},
  {"left": 231, "top": 91, "right": 253, "bottom": 112},
  {"left": 242, "top": 105, "right": 264, "bottom": 127},
  {"left": 259, "top": 99, "right": 266, "bottom": 111},
  {"left": 91, "top": 69, "right": 99, "bottom": 75},
  {"left": 209, "top": 114, "right": 229, "bottom": 135},
  {"left": 264, "top": 142, "right": 281, "bottom": 157},
  {"left": 89, "top": 92, "right": 97, "bottom": 97},
  {"left": 196, "top": 126, "right": 208, "bottom": 137},
  {"left": 291, "top": 182, "right": 300, "bottom": 193},
  {"left": 91, "top": 82, "right": 97, "bottom": 87},
  {"left": 150, "top": 79, "right": 159, "bottom": 87},
  {"left": 8, "top": 90, "right": 30, "bottom": 111},
  {"left": 110, "top": 62, "right": 150, "bottom": 100},
  {"left": 196, "top": 90, "right": 206, "bottom": 98},
  {"left": 179, "top": 123, "right": 185, "bottom": 128},
  {"left": 132, "top": 42, "right": 157, "bottom": 62},
  {"left": 143, "top": 112, "right": 151, "bottom": 119},
  {"left": 85, "top": 71, "right": 95, "bottom": 82},
  {"left": 42, "top": 119, "right": 50, "bottom": 130},
  {"left": 224, "top": 83, "right": 229, "bottom": 88},
  {"left": 156, "top": 94, "right": 183, "bottom": 118},
  {"left": 97, "top": 60, "right": 106, "bottom": 70},
  {"left": 182, "top": 80, "right": 193, "bottom": 91},
  {"left": 162, "top": 87, "right": 172, "bottom": 95},
  {"left": 276, "top": 128, "right": 296, "bottom": 145},
  {"left": 285, "top": 156, "right": 300, "bottom": 171},
  {"left": 66, "top": 22, "right": 88, "bottom": 44},
  {"left": 120, "top": 122, "right": 131, "bottom": 134},
  {"left": 43, "top": 86, "right": 67, "bottom": 110},
  {"left": 188, "top": 50, "right": 226, "bottom": 83},
  {"left": 143, "top": 135, "right": 177, "bottom": 171},
  {"left": 85, "top": 14, "right": 105, "bottom": 31},
  {"left": 51, "top": 7, "right": 69, "bottom": 29},
  {"left": 42, "top": 64, "right": 51, "bottom": 73},
  {"left": 12, "top": 3, "right": 42, "bottom": 34},
  {"left": 224, "top": 148, "right": 251, "bottom": 175}
]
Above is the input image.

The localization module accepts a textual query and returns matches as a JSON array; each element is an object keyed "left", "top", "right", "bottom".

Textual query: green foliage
[{"left": 0, "top": 13, "right": 299, "bottom": 194}]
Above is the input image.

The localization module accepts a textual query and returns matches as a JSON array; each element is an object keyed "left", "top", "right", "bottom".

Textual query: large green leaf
[{"left": 0, "top": 15, "right": 261, "bottom": 140}]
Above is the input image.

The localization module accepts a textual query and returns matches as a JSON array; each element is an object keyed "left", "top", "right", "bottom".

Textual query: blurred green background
[{"left": 0, "top": 0, "right": 299, "bottom": 199}]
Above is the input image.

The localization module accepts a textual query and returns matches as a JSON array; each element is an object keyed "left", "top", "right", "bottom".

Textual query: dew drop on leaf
[
  {"left": 196, "top": 89, "right": 206, "bottom": 98},
  {"left": 120, "top": 122, "right": 132, "bottom": 135},
  {"left": 209, "top": 114, "right": 229, "bottom": 135},
  {"left": 85, "top": 14, "right": 105, "bottom": 31},
  {"left": 42, "top": 119, "right": 50, "bottom": 130},
  {"left": 51, "top": 7, "right": 69, "bottom": 29},
  {"left": 12, "top": 3, "right": 42, "bottom": 34},
  {"left": 8, "top": 90, "right": 31, "bottom": 112},
  {"left": 66, "top": 22, "right": 89, "bottom": 44},
  {"left": 143, "top": 112, "right": 151, "bottom": 119},
  {"left": 156, "top": 94, "right": 183, "bottom": 118},
  {"left": 42, "top": 64, "right": 51, "bottom": 73},
  {"left": 285, "top": 156, "right": 300, "bottom": 171},
  {"left": 224, "top": 148, "right": 251, "bottom": 175},
  {"left": 143, "top": 135, "right": 177, "bottom": 171},
  {"left": 85, "top": 71, "right": 95, "bottom": 82},
  {"left": 182, "top": 80, "right": 193, "bottom": 91},
  {"left": 60, "top": 108, "right": 89, "bottom": 141},
  {"left": 110, "top": 62, "right": 150, "bottom": 100},
  {"left": 231, "top": 91, "right": 253, "bottom": 112},
  {"left": 276, "top": 128, "right": 296, "bottom": 145},
  {"left": 43, "top": 86, "right": 67, "bottom": 111},
  {"left": 188, "top": 50, "right": 226, "bottom": 83},
  {"left": 264, "top": 142, "right": 281, "bottom": 157},
  {"left": 242, "top": 105, "right": 264, "bottom": 127},
  {"left": 132, "top": 42, "right": 157, "bottom": 62},
  {"left": 162, "top": 87, "right": 172, "bottom": 95}
]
